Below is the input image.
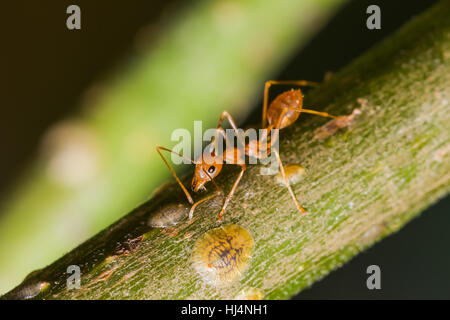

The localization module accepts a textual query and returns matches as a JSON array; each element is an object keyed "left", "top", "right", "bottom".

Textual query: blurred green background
[{"left": 0, "top": 0, "right": 448, "bottom": 298}]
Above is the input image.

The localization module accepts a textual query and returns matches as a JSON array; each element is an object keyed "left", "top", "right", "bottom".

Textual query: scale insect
[
  {"left": 157, "top": 80, "right": 337, "bottom": 222},
  {"left": 191, "top": 224, "right": 254, "bottom": 286}
]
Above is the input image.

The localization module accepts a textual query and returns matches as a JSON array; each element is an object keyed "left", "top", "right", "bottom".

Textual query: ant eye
[{"left": 208, "top": 166, "right": 215, "bottom": 174}]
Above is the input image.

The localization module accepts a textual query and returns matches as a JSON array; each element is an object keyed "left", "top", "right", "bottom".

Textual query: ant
[{"left": 156, "top": 80, "right": 337, "bottom": 222}]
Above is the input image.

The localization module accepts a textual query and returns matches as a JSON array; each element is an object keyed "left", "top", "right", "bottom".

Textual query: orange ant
[{"left": 156, "top": 80, "right": 337, "bottom": 222}]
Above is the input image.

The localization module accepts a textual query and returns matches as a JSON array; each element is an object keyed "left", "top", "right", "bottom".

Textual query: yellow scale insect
[
  {"left": 191, "top": 224, "right": 254, "bottom": 286},
  {"left": 157, "top": 80, "right": 338, "bottom": 221}
]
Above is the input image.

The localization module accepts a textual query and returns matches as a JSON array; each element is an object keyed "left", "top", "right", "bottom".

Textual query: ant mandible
[{"left": 156, "top": 80, "right": 337, "bottom": 222}]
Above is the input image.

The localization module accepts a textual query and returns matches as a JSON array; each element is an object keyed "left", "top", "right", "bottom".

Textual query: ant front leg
[
  {"left": 217, "top": 111, "right": 240, "bottom": 132},
  {"left": 216, "top": 111, "right": 246, "bottom": 149},
  {"left": 188, "top": 188, "right": 222, "bottom": 220},
  {"left": 262, "top": 80, "right": 320, "bottom": 128},
  {"left": 156, "top": 146, "right": 195, "bottom": 205},
  {"left": 157, "top": 146, "right": 223, "bottom": 220}
]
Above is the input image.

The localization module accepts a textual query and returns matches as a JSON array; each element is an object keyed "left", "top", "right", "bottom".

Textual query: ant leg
[
  {"left": 267, "top": 108, "right": 289, "bottom": 150},
  {"left": 188, "top": 189, "right": 222, "bottom": 220},
  {"left": 211, "top": 127, "right": 228, "bottom": 153},
  {"left": 272, "top": 149, "right": 307, "bottom": 214},
  {"left": 216, "top": 111, "right": 246, "bottom": 149},
  {"left": 288, "top": 107, "right": 337, "bottom": 119},
  {"left": 156, "top": 146, "right": 196, "bottom": 205},
  {"left": 262, "top": 80, "right": 320, "bottom": 128},
  {"left": 217, "top": 164, "right": 246, "bottom": 222},
  {"left": 268, "top": 107, "right": 336, "bottom": 151},
  {"left": 207, "top": 127, "right": 229, "bottom": 164},
  {"left": 157, "top": 146, "right": 224, "bottom": 219},
  {"left": 217, "top": 111, "right": 240, "bottom": 132}
]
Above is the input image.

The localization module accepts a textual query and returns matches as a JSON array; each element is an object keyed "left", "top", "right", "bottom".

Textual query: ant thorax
[{"left": 206, "top": 127, "right": 277, "bottom": 165}]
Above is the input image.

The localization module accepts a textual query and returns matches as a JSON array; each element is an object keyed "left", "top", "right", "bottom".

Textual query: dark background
[{"left": 1, "top": 0, "right": 448, "bottom": 299}]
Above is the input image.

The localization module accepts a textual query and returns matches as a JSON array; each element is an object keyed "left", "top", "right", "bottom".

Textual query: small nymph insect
[{"left": 157, "top": 80, "right": 337, "bottom": 222}]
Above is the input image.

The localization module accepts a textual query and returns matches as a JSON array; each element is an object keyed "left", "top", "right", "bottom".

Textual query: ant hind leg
[{"left": 289, "top": 107, "right": 337, "bottom": 119}]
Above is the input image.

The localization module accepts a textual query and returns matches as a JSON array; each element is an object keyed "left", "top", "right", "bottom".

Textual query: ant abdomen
[{"left": 267, "top": 89, "right": 303, "bottom": 129}]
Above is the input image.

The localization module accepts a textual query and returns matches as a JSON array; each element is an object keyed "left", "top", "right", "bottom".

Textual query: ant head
[{"left": 192, "top": 150, "right": 223, "bottom": 192}]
